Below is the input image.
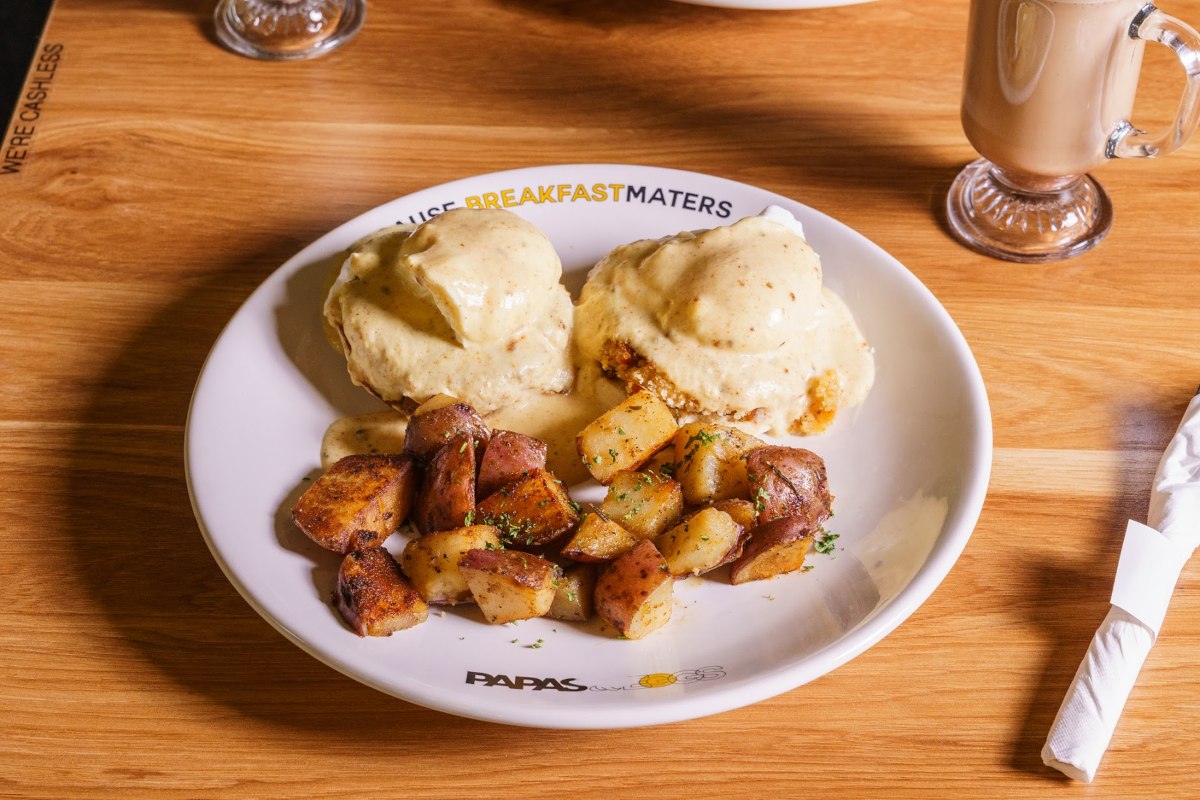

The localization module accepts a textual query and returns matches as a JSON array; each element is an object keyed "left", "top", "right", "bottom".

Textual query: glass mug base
[
  {"left": 946, "top": 158, "right": 1113, "bottom": 263},
  {"left": 214, "top": 0, "right": 365, "bottom": 61}
]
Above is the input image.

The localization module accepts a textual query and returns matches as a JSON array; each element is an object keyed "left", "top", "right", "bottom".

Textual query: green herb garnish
[
  {"left": 814, "top": 529, "right": 840, "bottom": 555},
  {"left": 682, "top": 429, "right": 722, "bottom": 461}
]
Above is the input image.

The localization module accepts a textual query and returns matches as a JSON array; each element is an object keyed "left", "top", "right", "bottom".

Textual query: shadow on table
[
  {"left": 491, "top": 0, "right": 963, "bottom": 213},
  {"left": 1007, "top": 409, "right": 1168, "bottom": 779},
  {"left": 107, "top": 0, "right": 222, "bottom": 47},
  {"left": 124, "top": 0, "right": 962, "bottom": 216},
  {"left": 62, "top": 244, "right": 536, "bottom": 748},
  {"left": 1007, "top": 560, "right": 1107, "bottom": 780}
]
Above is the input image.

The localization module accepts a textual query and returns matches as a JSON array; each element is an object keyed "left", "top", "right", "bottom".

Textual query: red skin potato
[
  {"left": 745, "top": 446, "right": 832, "bottom": 528},
  {"left": 594, "top": 539, "right": 673, "bottom": 636},
  {"left": 476, "top": 469, "right": 580, "bottom": 548},
  {"left": 403, "top": 402, "right": 490, "bottom": 462},
  {"left": 412, "top": 435, "right": 476, "bottom": 535},
  {"left": 728, "top": 515, "right": 815, "bottom": 585},
  {"left": 476, "top": 430, "right": 548, "bottom": 498},
  {"left": 334, "top": 547, "right": 428, "bottom": 636},
  {"left": 291, "top": 453, "right": 418, "bottom": 553},
  {"left": 457, "top": 548, "right": 560, "bottom": 590}
]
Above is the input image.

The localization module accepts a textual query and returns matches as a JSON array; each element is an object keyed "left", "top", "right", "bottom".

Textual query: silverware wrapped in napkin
[{"left": 1042, "top": 389, "right": 1200, "bottom": 781}]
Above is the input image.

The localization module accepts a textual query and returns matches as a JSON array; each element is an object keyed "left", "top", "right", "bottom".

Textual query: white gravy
[
  {"left": 573, "top": 214, "right": 874, "bottom": 436},
  {"left": 323, "top": 208, "right": 574, "bottom": 416}
]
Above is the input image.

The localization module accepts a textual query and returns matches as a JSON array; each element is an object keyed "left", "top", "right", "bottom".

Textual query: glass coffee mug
[{"left": 947, "top": 0, "right": 1200, "bottom": 262}]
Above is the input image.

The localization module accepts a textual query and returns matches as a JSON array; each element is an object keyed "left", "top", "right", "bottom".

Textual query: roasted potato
[
  {"left": 729, "top": 515, "right": 815, "bottom": 585},
  {"left": 654, "top": 507, "right": 748, "bottom": 577},
  {"left": 745, "top": 446, "right": 832, "bottom": 527},
  {"left": 476, "top": 469, "right": 580, "bottom": 547},
  {"left": 559, "top": 510, "right": 641, "bottom": 563},
  {"left": 458, "top": 548, "right": 561, "bottom": 624},
  {"left": 598, "top": 469, "right": 683, "bottom": 539},
  {"left": 548, "top": 563, "right": 596, "bottom": 622},
  {"left": 477, "top": 429, "right": 548, "bottom": 498},
  {"left": 594, "top": 539, "right": 674, "bottom": 639},
  {"left": 292, "top": 453, "right": 418, "bottom": 554},
  {"left": 642, "top": 446, "right": 679, "bottom": 480},
  {"left": 577, "top": 389, "right": 678, "bottom": 484},
  {"left": 672, "top": 423, "right": 764, "bottom": 505},
  {"left": 400, "top": 525, "right": 503, "bottom": 604},
  {"left": 333, "top": 547, "right": 429, "bottom": 636},
  {"left": 412, "top": 435, "right": 476, "bottom": 535},
  {"left": 403, "top": 397, "right": 489, "bottom": 461},
  {"left": 703, "top": 498, "right": 759, "bottom": 531}
]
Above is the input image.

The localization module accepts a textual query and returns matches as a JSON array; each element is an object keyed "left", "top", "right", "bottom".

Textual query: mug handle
[{"left": 1108, "top": 3, "right": 1200, "bottom": 159}]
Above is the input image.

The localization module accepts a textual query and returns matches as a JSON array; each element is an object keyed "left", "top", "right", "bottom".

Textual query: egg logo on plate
[{"left": 638, "top": 673, "right": 678, "bottom": 689}]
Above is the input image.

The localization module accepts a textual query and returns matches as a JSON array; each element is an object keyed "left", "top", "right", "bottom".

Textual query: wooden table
[{"left": 3, "top": 0, "right": 1199, "bottom": 796}]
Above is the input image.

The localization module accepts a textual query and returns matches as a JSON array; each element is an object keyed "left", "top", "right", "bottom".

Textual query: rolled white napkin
[{"left": 1042, "top": 391, "right": 1200, "bottom": 781}]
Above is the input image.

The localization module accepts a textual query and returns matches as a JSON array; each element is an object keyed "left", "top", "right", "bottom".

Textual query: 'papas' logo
[{"left": 465, "top": 671, "right": 588, "bottom": 692}]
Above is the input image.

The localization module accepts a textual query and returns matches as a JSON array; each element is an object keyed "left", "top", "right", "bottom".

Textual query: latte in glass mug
[
  {"left": 962, "top": 0, "right": 1150, "bottom": 178},
  {"left": 947, "top": 0, "right": 1200, "bottom": 262}
]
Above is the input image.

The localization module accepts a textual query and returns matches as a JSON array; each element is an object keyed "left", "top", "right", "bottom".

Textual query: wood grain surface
[{"left": 3, "top": 0, "right": 1199, "bottom": 797}]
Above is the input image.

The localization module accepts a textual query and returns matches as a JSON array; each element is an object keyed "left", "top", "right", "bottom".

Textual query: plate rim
[{"left": 185, "top": 162, "right": 993, "bottom": 729}]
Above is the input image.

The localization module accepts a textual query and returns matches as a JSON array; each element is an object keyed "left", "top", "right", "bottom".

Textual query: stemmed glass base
[
  {"left": 946, "top": 158, "right": 1113, "bottom": 263},
  {"left": 214, "top": 0, "right": 365, "bottom": 61}
]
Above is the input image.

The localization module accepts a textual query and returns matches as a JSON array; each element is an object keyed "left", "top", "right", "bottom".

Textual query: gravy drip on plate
[{"left": 321, "top": 368, "right": 622, "bottom": 485}]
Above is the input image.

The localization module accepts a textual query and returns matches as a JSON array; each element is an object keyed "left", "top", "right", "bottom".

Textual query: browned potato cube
[
  {"left": 559, "top": 511, "right": 640, "bottom": 563},
  {"left": 672, "top": 423, "right": 764, "bottom": 505},
  {"left": 412, "top": 435, "right": 476, "bottom": 535},
  {"left": 477, "top": 469, "right": 580, "bottom": 547},
  {"left": 458, "top": 549, "right": 561, "bottom": 624},
  {"left": 704, "top": 498, "right": 759, "bottom": 531},
  {"left": 292, "top": 453, "right": 418, "bottom": 554},
  {"left": 654, "top": 507, "right": 748, "bottom": 577},
  {"left": 333, "top": 547, "right": 429, "bottom": 636},
  {"left": 400, "top": 525, "right": 503, "bottom": 604},
  {"left": 729, "top": 516, "right": 815, "bottom": 584},
  {"left": 548, "top": 563, "right": 596, "bottom": 622},
  {"left": 594, "top": 539, "right": 673, "bottom": 639},
  {"left": 477, "top": 430, "right": 548, "bottom": 498},
  {"left": 746, "top": 446, "right": 832, "bottom": 527},
  {"left": 577, "top": 390, "right": 677, "bottom": 484},
  {"left": 403, "top": 397, "right": 489, "bottom": 461},
  {"left": 599, "top": 470, "right": 683, "bottom": 539},
  {"left": 642, "top": 446, "right": 679, "bottom": 480}
]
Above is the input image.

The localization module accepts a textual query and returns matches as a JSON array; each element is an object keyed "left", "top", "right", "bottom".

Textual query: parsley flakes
[{"left": 814, "top": 529, "right": 840, "bottom": 555}]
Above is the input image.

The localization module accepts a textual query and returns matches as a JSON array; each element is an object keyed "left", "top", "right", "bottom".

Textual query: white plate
[
  {"left": 186, "top": 164, "right": 991, "bottom": 729},
  {"left": 668, "top": 0, "right": 877, "bottom": 9}
]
